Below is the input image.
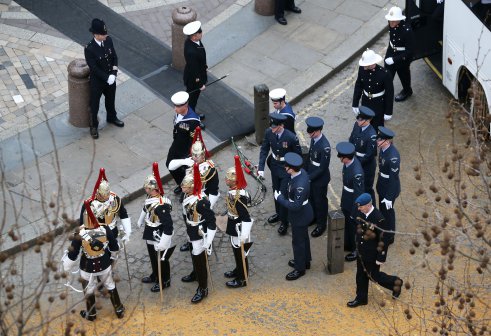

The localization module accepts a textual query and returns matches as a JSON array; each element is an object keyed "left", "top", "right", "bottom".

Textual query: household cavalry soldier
[
  {"left": 166, "top": 91, "right": 201, "bottom": 196},
  {"left": 79, "top": 168, "right": 132, "bottom": 244},
  {"left": 181, "top": 164, "right": 217, "bottom": 303},
  {"left": 305, "top": 117, "right": 331, "bottom": 238},
  {"left": 349, "top": 106, "right": 377, "bottom": 202},
  {"left": 258, "top": 113, "right": 302, "bottom": 236},
  {"left": 352, "top": 49, "right": 394, "bottom": 131},
  {"left": 336, "top": 142, "right": 365, "bottom": 262},
  {"left": 275, "top": 152, "right": 313, "bottom": 281},
  {"left": 63, "top": 198, "right": 124, "bottom": 321},
  {"left": 376, "top": 127, "right": 401, "bottom": 245},
  {"left": 224, "top": 155, "right": 253, "bottom": 288},
  {"left": 137, "top": 163, "right": 175, "bottom": 293},
  {"left": 347, "top": 193, "right": 403, "bottom": 308},
  {"left": 384, "top": 6, "right": 414, "bottom": 102},
  {"left": 270, "top": 88, "right": 296, "bottom": 134}
]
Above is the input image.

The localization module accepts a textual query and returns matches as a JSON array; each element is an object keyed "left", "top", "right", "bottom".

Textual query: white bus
[{"left": 407, "top": 0, "right": 491, "bottom": 135}]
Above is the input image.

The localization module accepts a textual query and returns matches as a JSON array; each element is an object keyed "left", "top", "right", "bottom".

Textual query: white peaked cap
[
  {"left": 171, "top": 91, "right": 189, "bottom": 105},
  {"left": 269, "top": 88, "right": 287, "bottom": 100},
  {"left": 183, "top": 21, "right": 202, "bottom": 35}
]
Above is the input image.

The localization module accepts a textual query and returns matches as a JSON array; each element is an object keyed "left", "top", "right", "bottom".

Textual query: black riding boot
[
  {"left": 191, "top": 251, "right": 208, "bottom": 303},
  {"left": 80, "top": 282, "right": 97, "bottom": 321},
  {"left": 143, "top": 243, "right": 158, "bottom": 283},
  {"left": 109, "top": 287, "right": 125, "bottom": 319},
  {"left": 226, "top": 247, "right": 248, "bottom": 288},
  {"left": 182, "top": 243, "right": 197, "bottom": 282}
]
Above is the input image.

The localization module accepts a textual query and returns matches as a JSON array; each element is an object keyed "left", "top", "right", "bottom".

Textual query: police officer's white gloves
[
  {"left": 240, "top": 221, "right": 253, "bottom": 242},
  {"left": 258, "top": 171, "right": 264, "bottom": 178},
  {"left": 208, "top": 193, "right": 220, "bottom": 210},
  {"left": 62, "top": 252, "right": 78, "bottom": 272},
  {"left": 168, "top": 158, "right": 194, "bottom": 170},
  {"left": 381, "top": 198, "right": 393, "bottom": 209},
  {"left": 384, "top": 114, "right": 392, "bottom": 121},
  {"left": 274, "top": 190, "right": 281, "bottom": 200},
  {"left": 155, "top": 234, "right": 172, "bottom": 251},
  {"left": 137, "top": 210, "right": 146, "bottom": 228},
  {"left": 203, "top": 229, "right": 216, "bottom": 249},
  {"left": 107, "top": 74, "right": 116, "bottom": 85},
  {"left": 375, "top": 260, "right": 384, "bottom": 265},
  {"left": 352, "top": 107, "right": 360, "bottom": 116},
  {"left": 385, "top": 57, "right": 394, "bottom": 65},
  {"left": 120, "top": 218, "right": 132, "bottom": 243}
]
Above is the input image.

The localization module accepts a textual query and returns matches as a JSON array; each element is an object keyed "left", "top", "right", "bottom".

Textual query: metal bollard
[
  {"left": 326, "top": 210, "right": 345, "bottom": 274},
  {"left": 254, "top": 84, "right": 270, "bottom": 145},
  {"left": 171, "top": 6, "right": 198, "bottom": 71},
  {"left": 254, "top": 0, "right": 275, "bottom": 16},
  {"left": 67, "top": 59, "right": 91, "bottom": 128}
]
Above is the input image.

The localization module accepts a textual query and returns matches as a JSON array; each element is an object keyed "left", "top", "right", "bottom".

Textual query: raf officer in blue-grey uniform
[
  {"left": 270, "top": 88, "right": 296, "bottom": 134},
  {"left": 84, "top": 18, "right": 124, "bottom": 139},
  {"left": 376, "top": 127, "right": 401, "bottom": 245},
  {"left": 349, "top": 106, "right": 377, "bottom": 203},
  {"left": 275, "top": 152, "right": 313, "bottom": 281},
  {"left": 336, "top": 142, "right": 364, "bottom": 262},
  {"left": 258, "top": 113, "right": 302, "bottom": 236},
  {"left": 305, "top": 117, "right": 331, "bottom": 238}
]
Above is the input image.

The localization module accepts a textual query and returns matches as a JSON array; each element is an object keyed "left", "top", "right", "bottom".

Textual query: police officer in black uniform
[
  {"left": 275, "top": 152, "right": 313, "bottom": 280},
  {"left": 270, "top": 88, "right": 296, "bottom": 133},
  {"left": 352, "top": 49, "right": 394, "bottom": 131},
  {"left": 347, "top": 193, "right": 403, "bottom": 308},
  {"left": 349, "top": 106, "right": 377, "bottom": 202},
  {"left": 384, "top": 6, "right": 414, "bottom": 102},
  {"left": 336, "top": 142, "right": 365, "bottom": 262},
  {"left": 258, "top": 113, "right": 302, "bottom": 236},
  {"left": 166, "top": 91, "right": 200, "bottom": 196},
  {"left": 376, "top": 127, "right": 401, "bottom": 245},
  {"left": 84, "top": 18, "right": 124, "bottom": 140},
  {"left": 305, "top": 117, "right": 331, "bottom": 238}
]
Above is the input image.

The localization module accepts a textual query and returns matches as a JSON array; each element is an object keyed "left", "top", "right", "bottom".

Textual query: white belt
[
  {"left": 356, "top": 152, "right": 366, "bottom": 158},
  {"left": 186, "top": 219, "right": 204, "bottom": 227},
  {"left": 272, "top": 153, "right": 285, "bottom": 161},
  {"left": 380, "top": 172, "right": 389, "bottom": 178},
  {"left": 227, "top": 212, "right": 238, "bottom": 219},
  {"left": 310, "top": 160, "right": 320, "bottom": 167},
  {"left": 343, "top": 186, "right": 354, "bottom": 193},
  {"left": 363, "top": 89, "right": 385, "bottom": 98},
  {"left": 390, "top": 41, "right": 406, "bottom": 51},
  {"left": 145, "top": 219, "right": 161, "bottom": 228},
  {"left": 289, "top": 199, "right": 309, "bottom": 205}
]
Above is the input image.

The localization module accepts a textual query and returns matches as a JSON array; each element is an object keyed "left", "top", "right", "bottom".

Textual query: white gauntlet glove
[
  {"left": 137, "top": 210, "right": 145, "bottom": 228},
  {"left": 168, "top": 157, "right": 194, "bottom": 170},
  {"left": 107, "top": 74, "right": 116, "bottom": 85},
  {"left": 155, "top": 233, "right": 172, "bottom": 251},
  {"left": 203, "top": 229, "right": 216, "bottom": 250},
  {"left": 62, "top": 252, "right": 78, "bottom": 272},
  {"left": 120, "top": 218, "right": 132, "bottom": 243},
  {"left": 381, "top": 198, "right": 393, "bottom": 210},
  {"left": 240, "top": 220, "right": 253, "bottom": 242},
  {"left": 208, "top": 193, "right": 220, "bottom": 210}
]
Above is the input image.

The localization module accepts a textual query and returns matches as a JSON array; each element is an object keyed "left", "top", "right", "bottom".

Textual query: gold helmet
[
  {"left": 225, "top": 166, "right": 236, "bottom": 182},
  {"left": 144, "top": 174, "right": 159, "bottom": 190},
  {"left": 181, "top": 172, "right": 194, "bottom": 189},
  {"left": 191, "top": 140, "right": 206, "bottom": 162},
  {"left": 96, "top": 180, "right": 110, "bottom": 200},
  {"left": 226, "top": 155, "right": 247, "bottom": 189}
]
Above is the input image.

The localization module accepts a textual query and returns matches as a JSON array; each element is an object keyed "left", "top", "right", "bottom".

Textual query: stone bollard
[
  {"left": 171, "top": 6, "right": 198, "bottom": 71},
  {"left": 255, "top": 0, "right": 275, "bottom": 16},
  {"left": 67, "top": 59, "right": 91, "bottom": 128},
  {"left": 326, "top": 210, "right": 345, "bottom": 274},
  {"left": 254, "top": 84, "right": 270, "bottom": 145}
]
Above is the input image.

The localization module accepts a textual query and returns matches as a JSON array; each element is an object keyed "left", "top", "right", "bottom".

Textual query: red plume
[
  {"left": 84, "top": 199, "right": 100, "bottom": 228},
  {"left": 234, "top": 155, "right": 247, "bottom": 189},
  {"left": 192, "top": 163, "right": 202, "bottom": 198},
  {"left": 91, "top": 168, "right": 108, "bottom": 199},
  {"left": 191, "top": 126, "right": 210, "bottom": 159},
  {"left": 152, "top": 162, "right": 164, "bottom": 196}
]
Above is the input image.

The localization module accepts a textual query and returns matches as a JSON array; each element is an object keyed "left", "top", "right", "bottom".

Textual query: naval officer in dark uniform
[
  {"left": 166, "top": 91, "right": 200, "bottom": 195},
  {"left": 376, "top": 127, "right": 401, "bottom": 245},
  {"left": 275, "top": 152, "right": 313, "bottom": 280},
  {"left": 305, "top": 117, "right": 331, "bottom": 238},
  {"left": 347, "top": 193, "right": 403, "bottom": 308},
  {"left": 384, "top": 6, "right": 414, "bottom": 102},
  {"left": 258, "top": 113, "right": 302, "bottom": 236},
  {"left": 270, "top": 88, "right": 296, "bottom": 134},
  {"left": 84, "top": 18, "right": 124, "bottom": 139},
  {"left": 352, "top": 49, "right": 394, "bottom": 131},
  {"left": 349, "top": 106, "right": 377, "bottom": 202},
  {"left": 336, "top": 142, "right": 365, "bottom": 262}
]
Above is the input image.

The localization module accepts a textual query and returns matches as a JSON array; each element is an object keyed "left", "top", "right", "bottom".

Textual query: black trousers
[
  {"left": 378, "top": 198, "right": 396, "bottom": 245},
  {"left": 343, "top": 209, "right": 356, "bottom": 252},
  {"left": 275, "top": 0, "right": 296, "bottom": 18},
  {"left": 90, "top": 81, "right": 117, "bottom": 128},
  {"left": 385, "top": 61, "right": 412, "bottom": 93},
  {"left": 291, "top": 224, "right": 311, "bottom": 272},
  {"left": 362, "top": 160, "right": 376, "bottom": 203},
  {"left": 309, "top": 182, "right": 328, "bottom": 228},
  {"left": 356, "top": 258, "right": 398, "bottom": 302},
  {"left": 271, "top": 167, "right": 289, "bottom": 225},
  {"left": 186, "top": 81, "right": 201, "bottom": 111}
]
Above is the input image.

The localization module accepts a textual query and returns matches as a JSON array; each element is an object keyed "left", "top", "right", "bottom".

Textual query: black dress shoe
[
  {"left": 276, "top": 17, "right": 287, "bottom": 25},
  {"left": 392, "top": 278, "right": 403, "bottom": 299},
  {"left": 191, "top": 287, "right": 208, "bottom": 303},
  {"left": 267, "top": 214, "right": 280, "bottom": 223},
  {"left": 150, "top": 280, "right": 170, "bottom": 292},
  {"left": 288, "top": 259, "right": 311, "bottom": 269},
  {"left": 80, "top": 310, "right": 97, "bottom": 321},
  {"left": 278, "top": 222, "right": 288, "bottom": 235},
  {"left": 226, "top": 279, "right": 247, "bottom": 288},
  {"left": 199, "top": 113, "right": 205, "bottom": 120},
  {"left": 224, "top": 268, "right": 237, "bottom": 278},
  {"left": 107, "top": 117, "right": 124, "bottom": 127},
  {"left": 347, "top": 299, "right": 368, "bottom": 308},
  {"left": 90, "top": 127, "right": 99, "bottom": 139},
  {"left": 199, "top": 122, "right": 206, "bottom": 130},
  {"left": 311, "top": 226, "right": 326, "bottom": 238},
  {"left": 180, "top": 242, "right": 191, "bottom": 252},
  {"left": 174, "top": 186, "right": 182, "bottom": 195},
  {"left": 181, "top": 271, "right": 197, "bottom": 282},
  {"left": 286, "top": 269, "right": 305, "bottom": 281},
  {"left": 142, "top": 275, "right": 156, "bottom": 283},
  {"left": 394, "top": 89, "right": 413, "bottom": 102},
  {"left": 345, "top": 251, "right": 358, "bottom": 262},
  {"left": 286, "top": 6, "right": 301, "bottom": 13}
]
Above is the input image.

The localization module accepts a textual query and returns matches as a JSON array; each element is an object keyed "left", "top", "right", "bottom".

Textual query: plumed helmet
[
  {"left": 96, "top": 180, "right": 110, "bottom": 199},
  {"left": 144, "top": 174, "right": 159, "bottom": 190},
  {"left": 226, "top": 155, "right": 247, "bottom": 189},
  {"left": 181, "top": 173, "right": 194, "bottom": 189},
  {"left": 191, "top": 140, "right": 205, "bottom": 159}
]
